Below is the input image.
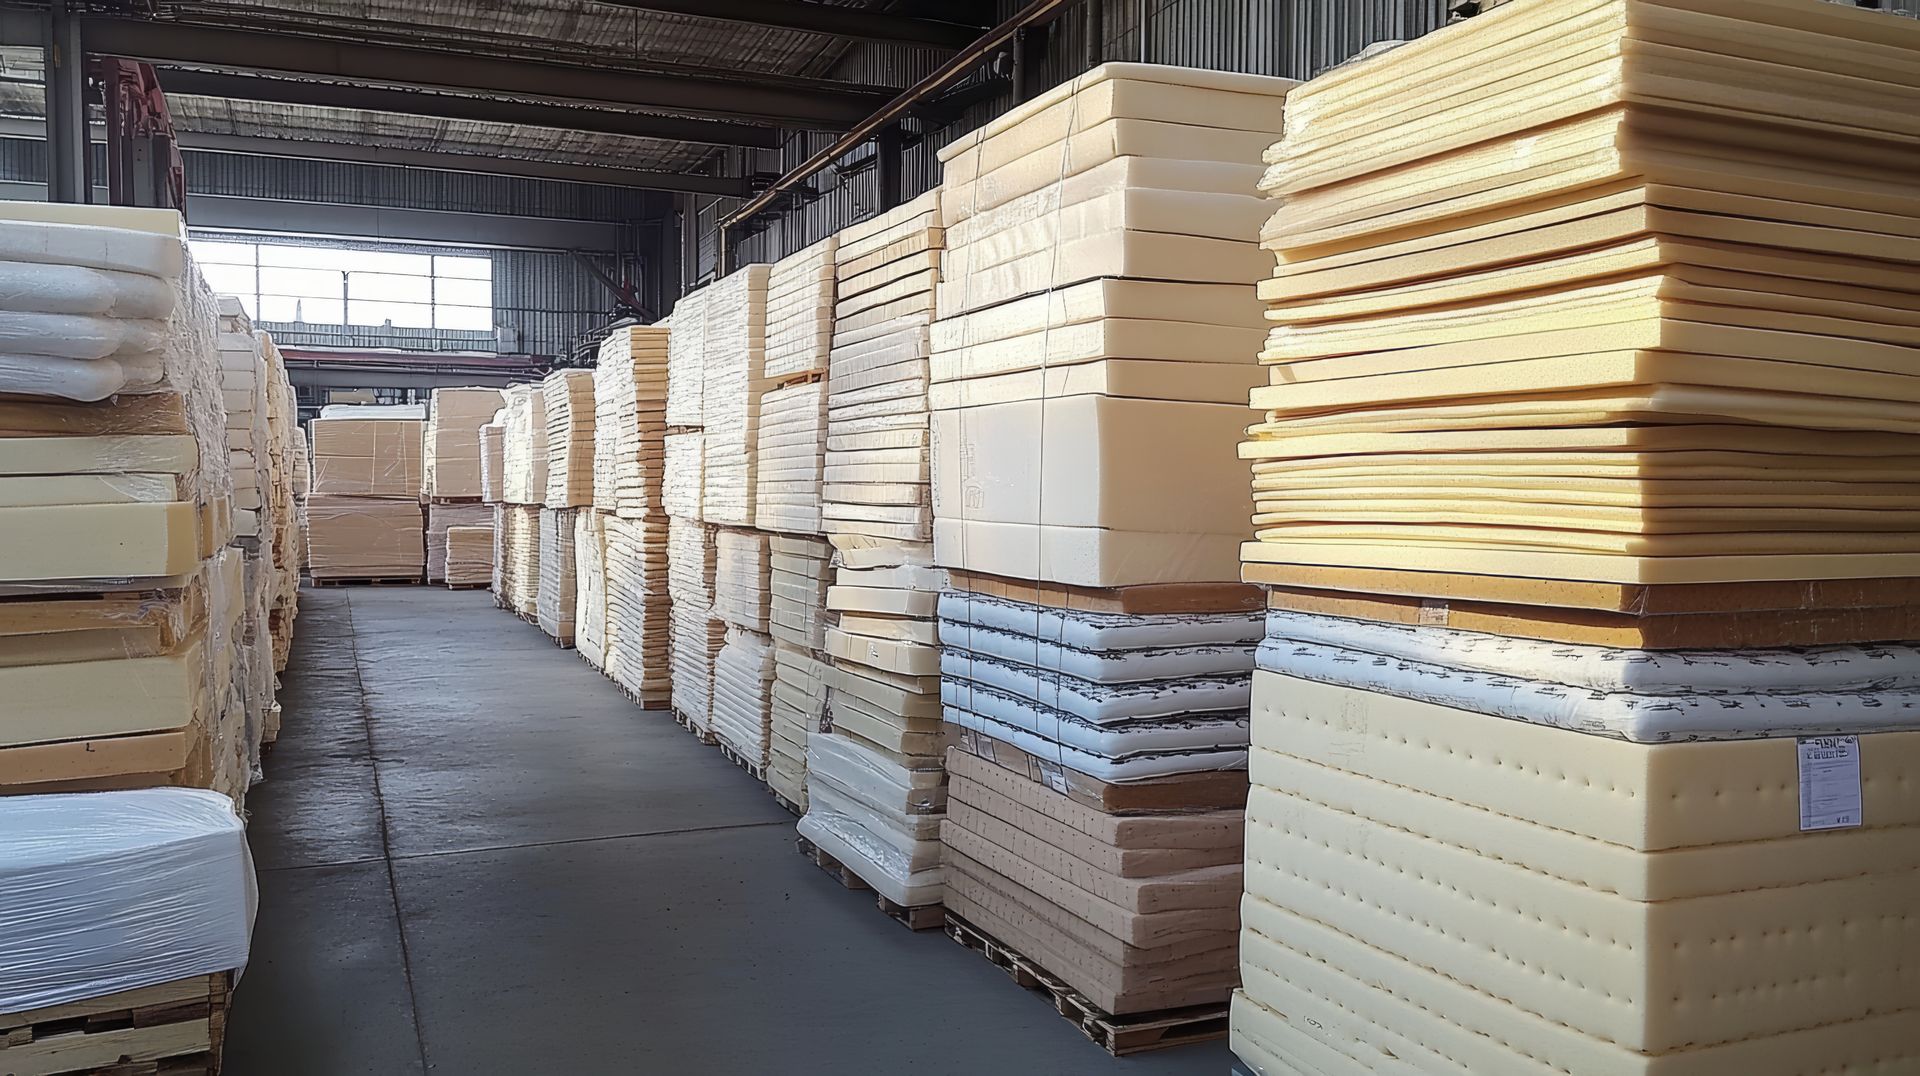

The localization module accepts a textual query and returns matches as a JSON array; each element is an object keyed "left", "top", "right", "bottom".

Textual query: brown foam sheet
[
  {"left": 947, "top": 569, "right": 1260, "bottom": 614},
  {"left": 1262, "top": 585, "right": 1920, "bottom": 649},
  {"left": 951, "top": 729, "right": 1250, "bottom": 814},
  {"left": 1241, "top": 561, "right": 1920, "bottom": 614},
  {"left": 947, "top": 750, "right": 1242, "bottom": 853}
]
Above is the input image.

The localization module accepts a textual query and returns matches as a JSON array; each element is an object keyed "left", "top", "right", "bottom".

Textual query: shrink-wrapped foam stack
[
  {"left": 426, "top": 502, "right": 492, "bottom": 584},
  {"left": 574, "top": 510, "right": 609, "bottom": 669},
  {"left": 926, "top": 62, "right": 1298, "bottom": 1018},
  {"left": 304, "top": 407, "right": 425, "bottom": 581},
  {"left": 497, "top": 503, "right": 541, "bottom": 619},
  {"left": 753, "top": 381, "right": 828, "bottom": 534},
  {"left": 1231, "top": 4, "right": 1920, "bottom": 1072},
  {"left": 444, "top": 525, "right": 494, "bottom": 588},
  {"left": 711, "top": 528, "right": 775, "bottom": 766},
  {"left": 479, "top": 420, "right": 505, "bottom": 504},
  {"left": 536, "top": 506, "right": 578, "bottom": 646},
  {"left": 542, "top": 370, "right": 594, "bottom": 509},
  {"left": 700, "top": 265, "right": 773, "bottom": 526},
  {"left": 764, "top": 236, "right": 836, "bottom": 382},
  {"left": 768, "top": 535, "right": 832, "bottom": 807},
  {"left": 500, "top": 384, "right": 547, "bottom": 508},
  {"left": 0, "top": 203, "right": 264, "bottom": 807},
  {"left": 592, "top": 324, "right": 673, "bottom": 701},
  {"left": 424, "top": 386, "right": 504, "bottom": 502},
  {"left": 668, "top": 516, "right": 724, "bottom": 735}
]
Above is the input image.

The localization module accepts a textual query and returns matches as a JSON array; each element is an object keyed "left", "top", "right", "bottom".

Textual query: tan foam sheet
[
  {"left": 940, "top": 519, "right": 1243, "bottom": 588},
  {"left": 1251, "top": 501, "right": 1920, "bottom": 536},
  {"left": 929, "top": 359, "right": 1259, "bottom": 409},
  {"left": 934, "top": 320, "right": 1263, "bottom": 381},
  {"left": 1241, "top": 424, "right": 1920, "bottom": 464}
]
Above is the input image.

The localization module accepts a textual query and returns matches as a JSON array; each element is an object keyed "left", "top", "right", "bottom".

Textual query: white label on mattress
[
  {"left": 1798, "top": 736, "right": 1863, "bottom": 832},
  {"left": 1417, "top": 601, "right": 1449, "bottom": 626},
  {"left": 1037, "top": 759, "right": 1069, "bottom": 795}
]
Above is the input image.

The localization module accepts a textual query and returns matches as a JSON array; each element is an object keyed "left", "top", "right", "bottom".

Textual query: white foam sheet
[
  {"left": 0, "top": 218, "right": 184, "bottom": 277},
  {"left": 0, "top": 261, "right": 174, "bottom": 318},
  {"left": 940, "top": 618, "right": 1256, "bottom": 681},
  {"left": 940, "top": 590, "right": 1263, "bottom": 648},
  {"left": 0, "top": 352, "right": 131, "bottom": 400},
  {"left": 945, "top": 704, "right": 1250, "bottom": 781},
  {"left": 943, "top": 649, "right": 1252, "bottom": 723},
  {"left": 0, "top": 789, "right": 256, "bottom": 1012}
]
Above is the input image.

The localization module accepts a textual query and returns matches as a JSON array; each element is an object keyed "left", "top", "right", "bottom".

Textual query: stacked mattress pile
[
  {"left": 799, "top": 191, "right": 954, "bottom": 907},
  {"left": 768, "top": 535, "right": 832, "bottom": 808},
  {"left": 444, "top": 524, "right": 494, "bottom": 587},
  {"left": 0, "top": 204, "right": 262, "bottom": 804},
  {"left": 535, "top": 505, "right": 578, "bottom": 646},
  {"left": 304, "top": 410, "right": 425, "bottom": 581},
  {"left": 542, "top": 370, "right": 595, "bottom": 509},
  {"left": 926, "top": 61, "right": 1298, "bottom": 1019},
  {"left": 495, "top": 384, "right": 546, "bottom": 618},
  {"left": 668, "top": 517, "right": 724, "bottom": 736},
  {"left": 573, "top": 510, "right": 609, "bottom": 669},
  {"left": 1232, "top": 2, "right": 1920, "bottom": 1071},
  {"left": 593, "top": 324, "right": 673, "bottom": 705},
  {"left": 700, "top": 265, "right": 773, "bottom": 527},
  {"left": 757, "top": 237, "right": 836, "bottom": 535},
  {"left": 711, "top": 528, "right": 775, "bottom": 765}
]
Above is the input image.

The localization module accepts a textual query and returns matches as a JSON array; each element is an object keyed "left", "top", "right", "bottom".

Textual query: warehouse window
[{"left": 190, "top": 240, "right": 494, "bottom": 332}]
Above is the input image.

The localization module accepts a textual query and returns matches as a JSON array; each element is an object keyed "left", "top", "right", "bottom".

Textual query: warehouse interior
[{"left": 4, "top": 0, "right": 1920, "bottom": 1073}]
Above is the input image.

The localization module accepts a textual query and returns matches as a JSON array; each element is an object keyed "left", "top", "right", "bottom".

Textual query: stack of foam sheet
[
  {"left": 764, "top": 236, "right": 837, "bottom": 382},
  {"left": 425, "top": 502, "right": 492, "bottom": 583},
  {"left": 603, "top": 514, "right": 671, "bottom": 706},
  {"left": 500, "top": 384, "right": 548, "bottom": 509},
  {"left": 711, "top": 626, "right": 777, "bottom": 768},
  {"left": 668, "top": 517, "right": 724, "bottom": 736},
  {"left": 1231, "top": 3, "right": 1920, "bottom": 1070},
  {"left": 444, "top": 524, "right": 494, "bottom": 588},
  {"left": 497, "top": 504, "right": 541, "bottom": 619},
  {"left": 214, "top": 302, "right": 282, "bottom": 763},
  {"left": 714, "top": 528, "right": 772, "bottom": 634},
  {"left": 574, "top": 510, "right": 609, "bottom": 669},
  {"left": 665, "top": 288, "right": 709, "bottom": 429},
  {"left": 542, "top": 370, "right": 595, "bottom": 510},
  {"left": 768, "top": 535, "right": 832, "bottom": 807},
  {"left": 0, "top": 205, "right": 265, "bottom": 804},
  {"left": 800, "top": 541, "right": 953, "bottom": 906},
  {"left": 700, "top": 265, "right": 773, "bottom": 526},
  {"left": 821, "top": 190, "right": 941, "bottom": 547},
  {"left": 479, "top": 420, "right": 505, "bottom": 503},
  {"left": 303, "top": 413, "right": 425, "bottom": 582},
  {"left": 592, "top": 325, "right": 670, "bottom": 517},
  {"left": 753, "top": 380, "right": 828, "bottom": 534},
  {"left": 536, "top": 507, "right": 578, "bottom": 646},
  {"left": 930, "top": 62, "right": 1291, "bottom": 587},
  {"left": 663, "top": 431, "right": 704, "bottom": 520},
  {"left": 424, "top": 386, "right": 504, "bottom": 502},
  {"left": 252, "top": 329, "right": 300, "bottom": 679}
]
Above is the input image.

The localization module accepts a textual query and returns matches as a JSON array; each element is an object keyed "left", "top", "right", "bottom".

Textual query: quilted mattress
[{"left": 1236, "top": 670, "right": 1920, "bottom": 1070}]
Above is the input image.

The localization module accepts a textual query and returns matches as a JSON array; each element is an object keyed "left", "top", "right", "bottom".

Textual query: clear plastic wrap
[
  {"left": 542, "top": 370, "right": 595, "bottom": 509},
  {"left": 710, "top": 626, "right": 776, "bottom": 764},
  {"left": 536, "top": 507, "right": 579, "bottom": 643},
  {"left": 0, "top": 788, "right": 255, "bottom": 1013}
]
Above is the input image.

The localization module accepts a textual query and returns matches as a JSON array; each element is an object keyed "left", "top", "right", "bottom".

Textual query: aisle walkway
[{"left": 224, "top": 588, "right": 1232, "bottom": 1075}]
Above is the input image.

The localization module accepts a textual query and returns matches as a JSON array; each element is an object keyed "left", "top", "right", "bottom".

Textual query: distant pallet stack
[
  {"left": 496, "top": 384, "right": 546, "bottom": 619},
  {"left": 799, "top": 190, "right": 951, "bottom": 916},
  {"left": 305, "top": 407, "right": 426, "bottom": 583},
  {"left": 593, "top": 324, "right": 673, "bottom": 703},
  {"left": 711, "top": 527, "right": 775, "bottom": 772},
  {"left": 424, "top": 386, "right": 504, "bottom": 585},
  {"left": 533, "top": 370, "right": 593, "bottom": 646},
  {"left": 767, "top": 535, "right": 831, "bottom": 812}
]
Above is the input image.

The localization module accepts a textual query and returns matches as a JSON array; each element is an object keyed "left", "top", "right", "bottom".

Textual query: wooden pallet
[
  {"left": 0, "top": 973, "right": 230, "bottom": 1075},
  {"left": 943, "top": 914, "right": 1229, "bottom": 1056},
  {"left": 672, "top": 708, "right": 716, "bottom": 745},
  {"left": 715, "top": 742, "right": 766, "bottom": 782},
  {"left": 795, "top": 836, "right": 944, "bottom": 931},
  {"left": 310, "top": 576, "right": 421, "bottom": 587},
  {"left": 443, "top": 583, "right": 489, "bottom": 591},
  {"left": 768, "top": 787, "right": 804, "bottom": 818}
]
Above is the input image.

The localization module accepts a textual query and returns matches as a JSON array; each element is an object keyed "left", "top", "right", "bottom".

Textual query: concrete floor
[{"left": 225, "top": 587, "right": 1235, "bottom": 1075}]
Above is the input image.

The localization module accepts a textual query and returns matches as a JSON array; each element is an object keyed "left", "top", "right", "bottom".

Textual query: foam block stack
[
  {"left": 711, "top": 528, "right": 775, "bottom": 766},
  {"left": 495, "top": 384, "right": 545, "bottom": 619},
  {"left": 536, "top": 506, "right": 579, "bottom": 646},
  {"left": 424, "top": 386, "right": 504, "bottom": 503},
  {"left": 0, "top": 203, "right": 262, "bottom": 806},
  {"left": 931, "top": 63, "right": 1287, "bottom": 588},
  {"left": 1231, "top": 4, "right": 1920, "bottom": 1071},
  {"left": 542, "top": 370, "right": 595, "bottom": 510},
  {"left": 668, "top": 517, "right": 724, "bottom": 736},
  {"left": 799, "top": 190, "right": 954, "bottom": 906},
  {"left": 427, "top": 502, "right": 493, "bottom": 585},
  {"left": 444, "top": 525, "right": 494, "bottom": 588},
  {"left": 764, "top": 235, "right": 837, "bottom": 382},
  {"left": 768, "top": 535, "right": 832, "bottom": 808},
  {"left": 700, "top": 265, "right": 773, "bottom": 526},
  {"left": 304, "top": 408, "right": 425, "bottom": 581},
  {"left": 479, "top": 420, "right": 505, "bottom": 504},
  {"left": 593, "top": 325, "right": 673, "bottom": 703},
  {"left": 923, "top": 62, "right": 1298, "bottom": 1023},
  {"left": 254, "top": 330, "right": 300, "bottom": 675},
  {"left": 757, "top": 239, "right": 837, "bottom": 537},
  {"left": 574, "top": 509, "right": 609, "bottom": 669}
]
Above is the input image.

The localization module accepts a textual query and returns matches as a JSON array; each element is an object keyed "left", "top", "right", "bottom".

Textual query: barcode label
[{"left": 1798, "top": 735, "right": 1863, "bottom": 832}]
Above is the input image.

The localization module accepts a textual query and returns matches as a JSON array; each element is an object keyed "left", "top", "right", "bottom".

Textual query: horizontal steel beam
[
  {"left": 156, "top": 70, "right": 782, "bottom": 149},
  {"left": 595, "top": 0, "right": 985, "bottom": 49},
  {"left": 185, "top": 193, "right": 629, "bottom": 251},
  {"left": 80, "top": 17, "right": 892, "bottom": 127},
  {"left": 286, "top": 365, "right": 527, "bottom": 390}
]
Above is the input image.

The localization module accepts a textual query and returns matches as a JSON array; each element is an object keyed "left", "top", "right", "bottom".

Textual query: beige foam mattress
[
  {"left": 4, "top": 634, "right": 204, "bottom": 746},
  {"left": 939, "top": 518, "right": 1244, "bottom": 588},
  {"left": 5, "top": 501, "right": 200, "bottom": 582},
  {"left": 934, "top": 319, "right": 1263, "bottom": 382},
  {"left": 930, "top": 359, "right": 1259, "bottom": 408},
  {"left": 1242, "top": 423, "right": 1920, "bottom": 466}
]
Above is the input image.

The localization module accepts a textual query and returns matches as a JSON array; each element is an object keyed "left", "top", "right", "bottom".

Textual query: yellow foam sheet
[
  {"left": 934, "top": 321, "right": 1262, "bottom": 383},
  {"left": 1249, "top": 385, "right": 1920, "bottom": 440},
  {"left": 0, "top": 473, "right": 182, "bottom": 506},
  {"left": 1271, "top": 111, "right": 1920, "bottom": 254},
  {"left": 929, "top": 396, "right": 1249, "bottom": 532},
  {"left": 930, "top": 359, "right": 1259, "bottom": 409},
  {"left": 946, "top": 188, "right": 1271, "bottom": 281},
  {"left": 6, "top": 501, "right": 199, "bottom": 583},
  {"left": 0, "top": 434, "right": 197, "bottom": 476},
  {"left": 1253, "top": 503, "right": 1920, "bottom": 538},
  {"left": 1240, "top": 423, "right": 1920, "bottom": 463},
  {"left": 1242, "top": 671, "right": 1920, "bottom": 1066},
  {"left": 2, "top": 633, "right": 204, "bottom": 746},
  {"left": 936, "top": 518, "right": 1243, "bottom": 589},
  {"left": 940, "top": 231, "right": 1269, "bottom": 320},
  {"left": 1241, "top": 535, "right": 1920, "bottom": 584},
  {"left": 935, "top": 278, "right": 1262, "bottom": 349},
  {"left": 1253, "top": 474, "right": 1920, "bottom": 509},
  {"left": 1270, "top": 0, "right": 1920, "bottom": 188}
]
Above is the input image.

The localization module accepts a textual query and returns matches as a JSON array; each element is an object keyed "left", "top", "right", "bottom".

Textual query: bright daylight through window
[{"left": 189, "top": 240, "right": 494, "bottom": 332}]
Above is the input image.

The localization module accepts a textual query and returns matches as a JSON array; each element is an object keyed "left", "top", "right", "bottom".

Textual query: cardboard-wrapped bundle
[
  {"left": 574, "top": 510, "right": 609, "bottom": 669},
  {"left": 536, "top": 507, "right": 578, "bottom": 645},
  {"left": 700, "top": 265, "right": 773, "bottom": 526},
  {"left": 444, "top": 524, "right": 494, "bottom": 588},
  {"left": 304, "top": 407, "right": 426, "bottom": 582},
  {"left": 1231, "top": 4, "right": 1920, "bottom": 1072},
  {"left": 304, "top": 496, "right": 423, "bottom": 579},
  {"left": 425, "top": 386, "right": 504, "bottom": 501},
  {"left": 426, "top": 502, "right": 492, "bottom": 583},
  {"left": 603, "top": 514, "right": 671, "bottom": 706},
  {"left": 500, "top": 384, "right": 548, "bottom": 508},
  {"left": 542, "top": 370, "right": 594, "bottom": 509},
  {"left": 764, "top": 236, "right": 837, "bottom": 381},
  {"left": 668, "top": 517, "right": 724, "bottom": 735}
]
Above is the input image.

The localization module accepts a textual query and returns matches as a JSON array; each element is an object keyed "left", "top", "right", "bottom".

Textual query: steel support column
[
  {"left": 45, "top": 1, "right": 87, "bottom": 204},
  {"left": 876, "top": 125, "right": 903, "bottom": 212}
]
